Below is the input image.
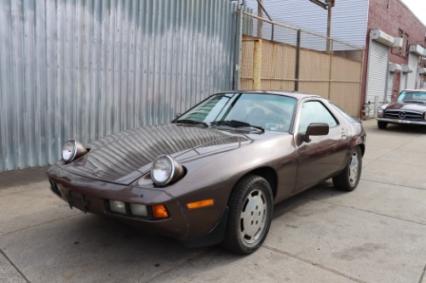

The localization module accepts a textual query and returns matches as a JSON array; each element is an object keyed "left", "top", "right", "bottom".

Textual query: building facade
[
  {"left": 246, "top": 0, "right": 426, "bottom": 117},
  {"left": 363, "top": 0, "right": 426, "bottom": 116}
]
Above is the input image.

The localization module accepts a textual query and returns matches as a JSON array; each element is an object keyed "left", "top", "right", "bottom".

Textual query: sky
[{"left": 401, "top": 0, "right": 426, "bottom": 25}]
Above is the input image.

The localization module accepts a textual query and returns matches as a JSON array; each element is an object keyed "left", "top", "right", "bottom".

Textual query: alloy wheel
[
  {"left": 348, "top": 151, "right": 359, "bottom": 186},
  {"left": 239, "top": 189, "right": 268, "bottom": 247}
]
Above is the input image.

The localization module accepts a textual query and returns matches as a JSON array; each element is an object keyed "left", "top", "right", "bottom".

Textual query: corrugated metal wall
[
  {"left": 245, "top": 0, "right": 369, "bottom": 48},
  {"left": 0, "top": 0, "right": 237, "bottom": 172}
]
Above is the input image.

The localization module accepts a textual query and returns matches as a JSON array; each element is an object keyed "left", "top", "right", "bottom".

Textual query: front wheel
[
  {"left": 223, "top": 175, "right": 273, "bottom": 254},
  {"left": 333, "top": 147, "right": 362, "bottom": 191}
]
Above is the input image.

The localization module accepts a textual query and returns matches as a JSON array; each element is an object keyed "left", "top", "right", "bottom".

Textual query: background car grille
[{"left": 384, "top": 111, "right": 424, "bottom": 121}]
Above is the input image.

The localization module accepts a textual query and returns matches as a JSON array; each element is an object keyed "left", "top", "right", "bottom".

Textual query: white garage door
[
  {"left": 407, "top": 54, "right": 419, "bottom": 89},
  {"left": 366, "top": 41, "right": 389, "bottom": 117}
]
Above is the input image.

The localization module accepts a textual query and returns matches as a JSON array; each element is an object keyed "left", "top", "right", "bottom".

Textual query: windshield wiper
[
  {"left": 211, "top": 120, "right": 264, "bottom": 133},
  {"left": 175, "top": 119, "right": 208, "bottom": 127}
]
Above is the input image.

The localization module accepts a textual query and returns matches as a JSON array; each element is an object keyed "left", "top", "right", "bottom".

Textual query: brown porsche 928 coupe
[{"left": 48, "top": 91, "right": 366, "bottom": 254}]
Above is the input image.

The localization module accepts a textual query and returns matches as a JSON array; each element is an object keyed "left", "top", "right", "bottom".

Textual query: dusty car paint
[
  {"left": 47, "top": 91, "right": 366, "bottom": 246},
  {"left": 377, "top": 90, "right": 426, "bottom": 126},
  {"left": 60, "top": 124, "right": 249, "bottom": 185}
]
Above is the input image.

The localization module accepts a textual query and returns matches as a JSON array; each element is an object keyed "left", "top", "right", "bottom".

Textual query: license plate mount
[{"left": 68, "top": 191, "right": 89, "bottom": 212}]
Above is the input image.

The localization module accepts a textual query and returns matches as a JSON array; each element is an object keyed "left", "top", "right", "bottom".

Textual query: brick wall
[
  {"left": 361, "top": 0, "right": 426, "bottom": 107},
  {"left": 368, "top": 0, "right": 426, "bottom": 65}
]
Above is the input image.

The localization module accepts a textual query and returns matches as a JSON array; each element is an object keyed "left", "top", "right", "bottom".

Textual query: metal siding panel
[
  {"left": 0, "top": 0, "right": 235, "bottom": 171},
  {"left": 0, "top": 0, "right": 11, "bottom": 171},
  {"left": 12, "top": 0, "right": 25, "bottom": 169}
]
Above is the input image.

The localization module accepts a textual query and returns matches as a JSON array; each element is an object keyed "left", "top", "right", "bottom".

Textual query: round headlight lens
[
  {"left": 61, "top": 140, "right": 88, "bottom": 163},
  {"left": 151, "top": 155, "right": 175, "bottom": 186},
  {"left": 151, "top": 155, "right": 184, "bottom": 187},
  {"left": 62, "top": 140, "right": 77, "bottom": 162},
  {"left": 377, "top": 104, "right": 388, "bottom": 118}
]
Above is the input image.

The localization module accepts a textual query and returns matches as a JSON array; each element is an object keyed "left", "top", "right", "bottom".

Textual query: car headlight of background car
[
  {"left": 151, "top": 155, "right": 185, "bottom": 187},
  {"left": 377, "top": 104, "right": 388, "bottom": 118},
  {"left": 62, "top": 140, "right": 88, "bottom": 163}
]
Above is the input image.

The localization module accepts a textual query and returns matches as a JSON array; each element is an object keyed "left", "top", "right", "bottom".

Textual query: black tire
[
  {"left": 333, "top": 147, "right": 362, "bottom": 192},
  {"left": 223, "top": 175, "right": 273, "bottom": 255},
  {"left": 378, "top": 121, "right": 387, "bottom": 129}
]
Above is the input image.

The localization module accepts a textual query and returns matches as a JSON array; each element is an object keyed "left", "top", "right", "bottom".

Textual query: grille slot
[{"left": 384, "top": 111, "right": 424, "bottom": 121}]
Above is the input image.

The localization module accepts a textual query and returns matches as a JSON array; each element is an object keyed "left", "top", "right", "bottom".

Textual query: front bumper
[
  {"left": 377, "top": 118, "right": 426, "bottom": 126},
  {"left": 47, "top": 166, "right": 226, "bottom": 244}
]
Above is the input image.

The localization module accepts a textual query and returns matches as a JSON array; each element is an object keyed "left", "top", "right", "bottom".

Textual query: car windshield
[
  {"left": 397, "top": 91, "right": 426, "bottom": 104},
  {"left": 175, "top": 93, "right": 297, "bottom": 133}
]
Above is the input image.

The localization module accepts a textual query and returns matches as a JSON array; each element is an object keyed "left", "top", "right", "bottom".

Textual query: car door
[{"left": 294, "top": 99, "right": 348, "bottom": 192}]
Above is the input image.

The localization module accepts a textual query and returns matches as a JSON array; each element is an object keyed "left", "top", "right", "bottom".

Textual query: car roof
[{"left": 217, "top": 90, "right": 321, "bottom": 100}]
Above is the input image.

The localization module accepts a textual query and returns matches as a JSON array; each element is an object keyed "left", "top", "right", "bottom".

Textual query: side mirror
[{"left": 302, "top": 123, "right": 329, "bottom": 143}]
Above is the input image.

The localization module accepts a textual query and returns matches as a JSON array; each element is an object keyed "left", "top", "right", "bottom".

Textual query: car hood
[
  {"left": 61, "top": 124, "right": 250, "bottom": 185},
  {"left": 386, "top": 102, "right": 426, "bottom": 112}
]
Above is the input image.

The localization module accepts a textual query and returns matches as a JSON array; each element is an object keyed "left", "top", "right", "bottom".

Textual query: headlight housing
[
  {"left": 377, "top": 104, "right": 388, "bottom": 118},
  {"left": 151, "top": 155, "right": 184, "bottom": 187},
  {"left": 62, "top": 140, "right": 88, "bottom": 163}
]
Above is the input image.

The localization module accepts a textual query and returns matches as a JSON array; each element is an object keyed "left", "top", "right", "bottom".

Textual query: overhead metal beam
[
  {"left": 309, "top": 0, "right": 335, "bottom": 9},
  {"left": 256, "top": 0, "right": 275, "bottom": 40},
  {"left": 326, "top": 0, "right": 334, "bottom": 52},
  {"left": 257, "top": 0, "right": 273, "bottom": 21},
  {"left": 308, "top": 0, "right": 328, "bottom": 10},
  {"left": 309, "top": 0, "right": 335, "bottom": 51}
]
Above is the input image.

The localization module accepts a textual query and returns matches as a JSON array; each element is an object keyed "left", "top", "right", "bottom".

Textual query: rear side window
[
  {"left": 298, "top": 101, "right": 338, "bottom": 133},
  {"left": 330, "top": 103, "right": 359, "bottom": 123}
]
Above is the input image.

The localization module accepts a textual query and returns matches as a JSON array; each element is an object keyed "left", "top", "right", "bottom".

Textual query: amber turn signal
[
  {"left": 152, "top": 204, "right": 169, "bottom": 219},
  {"left": 186, "top": 199, "right": 215, "bottom": 210}
]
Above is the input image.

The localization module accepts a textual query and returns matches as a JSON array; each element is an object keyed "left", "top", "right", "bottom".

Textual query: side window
[{"left": 298, "top": 101, "right": 338, "bottom": 133}]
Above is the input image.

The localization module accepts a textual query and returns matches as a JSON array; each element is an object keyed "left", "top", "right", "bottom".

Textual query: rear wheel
[
  {"left": 223, "top": 175, "right": 273, "bottom": 254},
  {"left": 378, "top": 121, "right": 387, "bottom": 129},
  {"left": 333, "top": 147, "right": 362, "bottom": 191}
]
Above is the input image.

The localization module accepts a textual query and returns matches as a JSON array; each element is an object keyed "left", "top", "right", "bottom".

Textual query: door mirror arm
[
  {"left": 296, "top": 133, "right": 311, "bottom": 144},
  {"left": 303, "top": 134, "right": 311, "bottom": 143}
]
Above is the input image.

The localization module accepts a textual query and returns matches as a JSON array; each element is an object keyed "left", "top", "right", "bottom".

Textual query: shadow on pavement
[
  {"left": 273, "top": 181, "right": 340, "bottom": 220},
  {"left": 367, "top": 122, "right": 426, "bottom": 135},
  {"left": 0, "top": 166, "right": 48, "bottom": 190}
]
